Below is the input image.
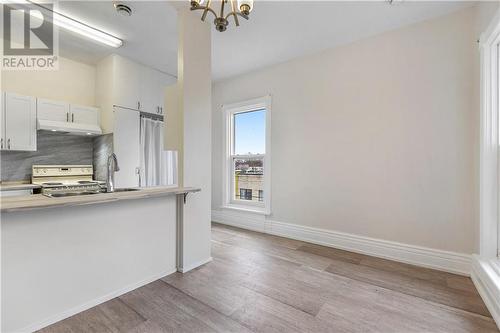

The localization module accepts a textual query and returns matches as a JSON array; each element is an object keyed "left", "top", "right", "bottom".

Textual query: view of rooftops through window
[{"left": 233, "top": 109, "right": 265, "bottom": 202}]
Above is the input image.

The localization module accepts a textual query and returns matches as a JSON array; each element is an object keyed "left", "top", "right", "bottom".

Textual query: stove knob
[{"left": 43, "top": 169, "right": 47, "bottom": 173}]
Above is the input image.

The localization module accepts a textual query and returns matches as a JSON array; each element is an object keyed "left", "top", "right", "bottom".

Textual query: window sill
[{"left": 220, "top": 204, "right": 270, "bottom": 215}]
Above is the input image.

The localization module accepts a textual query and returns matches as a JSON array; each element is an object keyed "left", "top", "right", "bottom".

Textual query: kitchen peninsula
[{"left": 1, "top": 186, "right": 200, "bottom": 332}]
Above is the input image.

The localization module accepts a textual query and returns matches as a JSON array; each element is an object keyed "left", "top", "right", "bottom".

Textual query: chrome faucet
[{"left": 106, "top": 153, "right": 120, "bottom": 192}]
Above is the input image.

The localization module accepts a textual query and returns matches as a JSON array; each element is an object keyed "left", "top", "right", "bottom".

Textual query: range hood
[{"left": 37, "top": 119, "right": 102, "bottom": 136}]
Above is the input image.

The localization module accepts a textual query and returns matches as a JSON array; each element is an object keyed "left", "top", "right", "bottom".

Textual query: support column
[{"left": 177, "top": 7, "right": 212, "bottom": 272}]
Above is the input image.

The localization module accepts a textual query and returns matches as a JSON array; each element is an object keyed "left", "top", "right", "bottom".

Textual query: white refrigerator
[
  {"left": 113, "top": 106, "right": 140, "bottom": 188},
  {"left": 112, "top": 106, "right": 178, "bottom": 188}
]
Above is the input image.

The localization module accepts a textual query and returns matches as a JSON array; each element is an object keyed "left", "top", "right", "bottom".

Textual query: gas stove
[{"left": 32, "top": 165, "right": 104, "bottom": 197}]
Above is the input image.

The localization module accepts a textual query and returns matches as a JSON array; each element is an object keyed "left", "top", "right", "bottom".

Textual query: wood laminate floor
[{"left": 39, "top": 223, "right": 498, "bottom": 333}]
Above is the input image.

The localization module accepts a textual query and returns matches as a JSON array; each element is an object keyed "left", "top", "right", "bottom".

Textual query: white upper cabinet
[
  {"left": 70, "top": 105, "right": 100, "bottom": 125},
  {"left": 139, "top": 67, "right": 157, "bottom": 114},
  {"left": 37, "top": 98, "right": 70, "bottom": 122},
  {"left": 37, "top": 98, "right": 100, "bottom": 128},
  {"left": 3, "top": 92, "right": 37, "bottom": 151},
  {"left": 113, "top": 55, "right": 142, "bottom": 110},
  {"left": 153, "top": 71, "right": 167, "bottom": 115},
  {"left": 101, "top": 55, "right": 169, "bottom": 115},
  {"left": 139, "top": 67, "right": 166, "bottom": 115}
]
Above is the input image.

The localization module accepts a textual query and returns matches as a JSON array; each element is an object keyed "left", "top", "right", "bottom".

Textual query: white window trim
[
  {"left": 221, "top": 95, "right": 272, "bottom": 215},
  {"left": 480, "top": 8, "right": 500, "bottom": 259}
]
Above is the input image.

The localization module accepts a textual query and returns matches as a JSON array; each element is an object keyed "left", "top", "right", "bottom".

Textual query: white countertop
[{"left": 0, "top": 186, "right": 200, "bottom": 213}]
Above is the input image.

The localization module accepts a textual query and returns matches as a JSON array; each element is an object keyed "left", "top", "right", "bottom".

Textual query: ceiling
[
  {"left": 56, "top": 1, "right": 473, "bottom": 81},
  {"left": 56, "top": 1, "right": 178, "bottom": 78}
]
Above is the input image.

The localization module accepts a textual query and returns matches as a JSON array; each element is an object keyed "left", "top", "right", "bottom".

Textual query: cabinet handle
[
  {"left": 66, "top": 113, "right": 69, "bottom": 122},
  {"left": 72, "top": 114, "right": 74, "bottom": 122},
  {"left": 8, "top": 138, "right": 11, "bottom": 150},
  {"left": 138, "top": 101, "right": 141, "bottom": 110},
  {"left": 1, "top": 138, "right": 3, "bottom": 149},
  {"left": 161, "top": 107, "right": 163, "bottom": 114}
]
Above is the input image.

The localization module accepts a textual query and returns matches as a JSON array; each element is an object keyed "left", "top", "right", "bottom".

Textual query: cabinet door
[
  {"left": 70, "top": 105, "right": 100, "bottom": 125},
  {"left": 139, "top": 67, "right": 158, "bottom": 114},
  {"left": 154, "top": 71, "right": 168, "bottom": 115},
  {"left": 4, "top": 92, "right": 37, "bottom": 151},
  {"left": 37, "top": 98, "right": 70, "bottom": 122},
  {"left": 113, "top": 56, "right": 142, "bottom": 110},
  {"left": 140, "top": 68, "right": 168, "bottom": 115},
  {"left": 113, "top": 107, "right": 140, "bottom": 188}
]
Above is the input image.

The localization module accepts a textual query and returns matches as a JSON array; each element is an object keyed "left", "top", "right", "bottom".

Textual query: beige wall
[
  {"left": 212, "top": 5, "right": 493, "bottom": 255},
  {"left": 2, "top": 56, "right": 96, "bottom": 106}
]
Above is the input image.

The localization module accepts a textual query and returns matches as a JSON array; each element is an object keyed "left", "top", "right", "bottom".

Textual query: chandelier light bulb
[
  {"left": 191, "top": 0, "right": 205, "bottom": 7},
  {"left": 238, "top": 0, "right": 253, "bottom": 15}
]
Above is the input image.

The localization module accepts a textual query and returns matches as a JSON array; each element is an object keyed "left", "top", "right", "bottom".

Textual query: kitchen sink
[
  {"left": 44, "top": 191, "right": 100, "bottom": 198},
  {"left": 112, "top": 188, "right": 141, "bottom": 192}
]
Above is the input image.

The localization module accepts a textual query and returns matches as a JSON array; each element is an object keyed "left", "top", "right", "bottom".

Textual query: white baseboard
[
  {"left": 212, "top": 209, "right": 471, "bottom": 276},
  {"left": 179, "top": 257, "right": 213, "bottom": 273},
  {"left": 18, "top": 268, "right": 177, "bottom": 333},
  {"left": 212, "top": 209, "right": 266, "bottom": 232},
  {"left": 471, "top": 256, "right": 500, "bottom": 329}
]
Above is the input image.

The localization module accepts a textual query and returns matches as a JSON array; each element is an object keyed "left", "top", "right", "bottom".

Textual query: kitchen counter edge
[
  {"left": 0, "top": 183, "right": 41, "bottom": 191},
  {"left": 0, "top": 186, "right": 201, "bottom": 213}
]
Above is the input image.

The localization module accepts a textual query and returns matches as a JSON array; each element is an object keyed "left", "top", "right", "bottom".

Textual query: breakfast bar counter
[
  {"left": 1, "top": 186, "right": 201, "bottom": 332},
  {"left": 0, "top": 186, "right": 200, "bottom": 212}
]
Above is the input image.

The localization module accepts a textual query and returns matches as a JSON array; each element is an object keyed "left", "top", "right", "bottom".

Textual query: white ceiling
[
  {"left": 211, "top": 1, "right": 473, "bottom": 80},
  {"left": 56, "top": 1, "right": 178, "bottom": 78},
  {"left": 56, "top": 1, "right": 473, "bottom": 81}
]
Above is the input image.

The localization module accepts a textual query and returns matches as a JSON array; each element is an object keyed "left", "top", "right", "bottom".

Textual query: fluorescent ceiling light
[
  {"left": 49, "top": 11, "right": 123, "bottom": 48},
  {"left": 3, "top": 1, "right": 123, "bottom": 48}
]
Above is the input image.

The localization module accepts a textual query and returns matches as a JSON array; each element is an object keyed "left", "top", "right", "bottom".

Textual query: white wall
[
  {"left": 1, "top": 56, "right": 96, "bottom": 106},
  {"left": 212, "top": 5, "right": 491, "bottom": 255}
]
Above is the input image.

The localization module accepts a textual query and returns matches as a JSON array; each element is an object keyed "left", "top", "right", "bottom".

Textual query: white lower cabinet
[{"left": 2, "top": 92, "right": 37, "bottom": 151}]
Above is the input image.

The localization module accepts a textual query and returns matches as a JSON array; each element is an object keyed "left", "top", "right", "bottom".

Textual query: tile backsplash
[
  {"left": 93, "top": 134, "right": 114, "bottom": 182},
  {"left": 1, "top": 132, "right": 113, "bottom": 182}
]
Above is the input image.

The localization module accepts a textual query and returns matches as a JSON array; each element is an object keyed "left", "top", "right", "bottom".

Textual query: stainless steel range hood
[{"left": 37, "top": 119, "right": 102, "bottom": 136}]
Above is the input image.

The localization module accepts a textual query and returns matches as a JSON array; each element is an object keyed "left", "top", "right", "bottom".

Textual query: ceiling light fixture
[
  {"left": 190, "top": 0, "right": 253, "bottom": 32},
  {"left": 25, "top": 1, "right": 123, "bottom": 48}
]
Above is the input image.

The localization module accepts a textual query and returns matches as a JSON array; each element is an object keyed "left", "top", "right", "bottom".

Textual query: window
[
  {"left": 479, "top": 10, "right": 500, "bottom": 259},
  {"left": 222, "top": 96, "right": 271, "bottom": 214},
  {"left": 239, "top": 189, "right": 252, "bottom": 200}
]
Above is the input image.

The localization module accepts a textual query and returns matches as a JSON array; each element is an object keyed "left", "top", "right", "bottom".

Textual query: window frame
[
  {"left": 222, "top": 96, "right": 272, "bottom": 215},
  {"left": 480, "top": 8, "right": 500, "bottom": 259}
]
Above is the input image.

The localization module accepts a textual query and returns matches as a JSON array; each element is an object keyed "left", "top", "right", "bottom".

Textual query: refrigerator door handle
[{"left": 135, "top": 167, "right": 141, "bottom": 186}]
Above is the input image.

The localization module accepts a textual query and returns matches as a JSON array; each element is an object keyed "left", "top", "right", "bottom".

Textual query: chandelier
[{"left": 190, "top": 0, "right": 254, "bottom": 32}]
